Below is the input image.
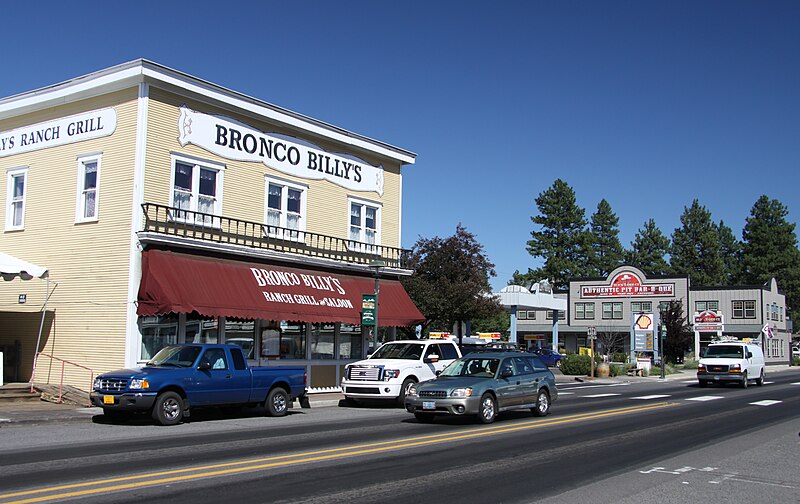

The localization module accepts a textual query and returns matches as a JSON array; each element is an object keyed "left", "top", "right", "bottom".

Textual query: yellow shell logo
[{"left": 636, "top": 315, "right": 652, "bottom": 330}]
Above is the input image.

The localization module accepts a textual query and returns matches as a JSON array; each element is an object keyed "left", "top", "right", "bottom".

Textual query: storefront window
[
  {"left": 139, "top": 314, "right": 178, "bottom": 360},
  {"left": 280, "top": 322, "right": 306, "bottom": 359},
  {"left": 339, "top": 323, "right": 363, "bottom": 359},
  {"left": 310, "top": 323, "right": 335, "bottom": 359},
  {"left": 225, "top": 320, "right": 256, "bottom": 359},
  {"left": 185, "top": 316, "right": 219, "bottom": 344},
  {"left": 260, "top": 322, "right": 281, "bottom": 357}
]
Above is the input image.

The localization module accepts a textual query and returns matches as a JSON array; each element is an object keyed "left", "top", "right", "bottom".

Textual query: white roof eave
[{"left": 0, "top": 60, "right": 416, "bottom": 166}]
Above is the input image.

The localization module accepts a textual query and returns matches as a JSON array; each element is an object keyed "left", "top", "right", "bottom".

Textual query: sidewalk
[{"left": 0, "top": 366, "right": 794, "bottom": 425}]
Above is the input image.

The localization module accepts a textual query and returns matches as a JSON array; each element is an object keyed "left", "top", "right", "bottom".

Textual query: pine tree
[
  {"left": 717, "top": 220, "right": 743, "bottom": 285},
  {"left": 588, "top": 199, "right": 624, "bottom": 277},
  {"left": 670, "top": 200, "right": 724, "bottom": 286},
  {"left": 741, "top": 195, "right": 800, "bottom": 314},
  {"left": 525, "top": 179, "right": 589, "bottom": 289},
  {"left": 624, "top": 219, "right": 671, "bottom": 276}
]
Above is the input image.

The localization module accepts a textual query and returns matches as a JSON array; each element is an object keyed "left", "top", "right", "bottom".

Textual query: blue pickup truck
[{"left": 90, "top": 344, "right": 307, "bottom": 425}]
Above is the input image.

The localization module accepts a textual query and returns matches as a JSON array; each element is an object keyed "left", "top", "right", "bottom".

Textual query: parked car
[
  {"left": 91, "top": 344, "right": 307, "bottom": 425},
  {"left": 697, "top": 341, "right": 765, "bottom": 388},
  {"left": 528, "top": 347, "right": 563, "bottom": 368},
  {"left": 404, "top": 352, "right": 558, "bottom": 424},
  {"left": 341, "top": 340, "right": 461, "bottom": 405},
  {"left": 792, "top": 346, "right": 800, "bottom": 359}
]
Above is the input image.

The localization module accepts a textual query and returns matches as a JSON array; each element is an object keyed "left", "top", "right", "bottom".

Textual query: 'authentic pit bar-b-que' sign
[
  {"left": 0, "top": 108, "right": 117, "bottom": 158},
  {"left": 178, "top": 106, "right": 384, "bottom": 195},
  {"left": 581, "top": 271, "right": 674, "bottom": 298}
]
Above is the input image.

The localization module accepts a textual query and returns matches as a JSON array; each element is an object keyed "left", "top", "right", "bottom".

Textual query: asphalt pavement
[{"left": 6, "top": 364, "right": 792, "bottom": 426}]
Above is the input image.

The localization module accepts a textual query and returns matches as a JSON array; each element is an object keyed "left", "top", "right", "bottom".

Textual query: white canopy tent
[{"left": 0, "top": 252, "right": 54, "bottom": 388}]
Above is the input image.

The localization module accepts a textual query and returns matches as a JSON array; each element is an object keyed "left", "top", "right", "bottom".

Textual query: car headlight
[
  {"left": 407, "top": 384, "right": 418, "bottom": 396},
  {"left": 93, "top": 377, "right": 102, "bottom": 389},
  {"left": 450, "top": 387, "right": 473, "bottom": 398},
  {"left": 383, "top": 369, "right": 400, "bottom": 380},
  {"left": 129, "top": 378, "right": 150, "bottom": 390},
  {"left": 729, "top": 364, "right": 741, "bottom": 372},
  {"left": 697, "top": 364, "right": 706, "bottom": 371}
]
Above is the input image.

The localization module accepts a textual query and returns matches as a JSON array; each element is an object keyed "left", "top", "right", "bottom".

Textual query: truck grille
[
  {"left": 706, "top": 365, "right": 728, "bottom": 373},
  {"left": 348, "top": 366, "right": 382, "bottom": 381},
  {"left": 419, "top": 390, "right": 447, "bottom": 399},
  {"left": 345, "top": 387, "right": 380, "bottom": 394},
  {"left": 96, "top": 378, "right": 128, "bottom": 391}
]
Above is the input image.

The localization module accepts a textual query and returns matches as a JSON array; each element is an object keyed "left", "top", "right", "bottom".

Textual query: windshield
[
  {"left": 703, "top": 345, "right": 744, "bottom": 359},
  {"left": 371, "top": 343, "right": 425, "bottom": 360},
  {"left": 440, "top": 357, "right": 500, "bottom": 378},
  {"left": 148, "top": 346, "right": 202, "bottom": 367}
]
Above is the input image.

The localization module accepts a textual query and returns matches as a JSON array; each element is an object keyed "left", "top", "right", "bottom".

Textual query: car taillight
[{"left": 304, "top": 371, "right": 308, "bottom": 385}]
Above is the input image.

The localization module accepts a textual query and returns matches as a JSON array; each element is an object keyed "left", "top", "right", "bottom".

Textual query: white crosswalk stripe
[
  {"left": 750, "top": 400, "right": 782, "bottom": 406},
  {"left": 791, "top": 382, "right": 800, "bottom": 386},
  {"left": 558, "top": 392, "right": 574, "bottom": 395},
  {"left": 584, "top": 393, "right": 621, "bottom": 398},
  {"left": 631, "top": 395, "right": 671, "bottom": 400},
  {"left": 686, "top": 396, "right": 724, "bottom": 402}
]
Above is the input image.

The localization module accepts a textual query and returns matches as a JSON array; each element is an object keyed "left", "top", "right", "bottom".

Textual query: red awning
[{"left": 137, "top": 249, "right": 425, "bottom": 327}]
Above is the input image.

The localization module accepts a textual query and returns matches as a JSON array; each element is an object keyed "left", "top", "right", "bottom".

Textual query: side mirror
[
  {"left": 746, "top": 351, "right": 753, "bottom": 359},
  {"left": 500, "top": 368, "right": 513, "bottom": 379},
  {"left": 435, "top": 370, "right": 442, "bottom": 376},
  {"left": 198, "top": 361, "right": 212, "bottom": 371}
]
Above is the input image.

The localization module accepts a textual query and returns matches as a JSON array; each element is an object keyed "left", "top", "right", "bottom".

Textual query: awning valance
[
  {"left": 1, "top": 252, "right": 48, "bottom": 281},
  {"left": 137, "top": 249, "right": 424, "bottom": 327}
]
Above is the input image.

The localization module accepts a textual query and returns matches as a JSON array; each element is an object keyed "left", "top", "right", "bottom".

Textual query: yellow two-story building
[{"left": 0, "top": 59, "right": 424, "bottom": 391}]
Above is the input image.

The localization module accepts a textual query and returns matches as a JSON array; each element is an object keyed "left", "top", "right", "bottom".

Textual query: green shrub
[
  {"left": 612, "top": 352, "right": 629, "bottom": 364},
  {"left": 560, "top": 354, "right": 592, "bottom": 375},
  {"left": 682, "top": 358, "right": 699, "bottom": 369},
  {"left": 610, "top": 364, "right": 626, "bottom": 377}
]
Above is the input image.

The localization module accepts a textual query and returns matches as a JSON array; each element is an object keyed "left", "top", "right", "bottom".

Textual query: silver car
[{"left": 404, "top": 352, "right": 558, "bottom": 424}]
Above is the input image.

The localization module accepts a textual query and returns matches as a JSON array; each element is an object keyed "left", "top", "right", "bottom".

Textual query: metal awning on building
[{"left": 137, "top": 249, "right": 424, "bottom": 327}]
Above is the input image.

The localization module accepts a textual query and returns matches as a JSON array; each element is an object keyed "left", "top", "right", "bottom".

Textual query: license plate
[
  {"left": 713, "top": 376, "right": 720, "bottom": 381},
  {"left": 103, "top": 395, "right": 115, "bottom": 405},
  {"left": 422, "top": 401, "right": 436, "bottom": 410}
]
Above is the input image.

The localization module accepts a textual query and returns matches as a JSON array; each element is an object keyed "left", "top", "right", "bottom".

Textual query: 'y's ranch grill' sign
[
  {"left": 581, "top": 272, "right": 674, "bottom": 298},
  {"left": 0, "top": 108, "right": 117, "bottom": 158},
  {"left": 179, "top": 107, "right": 384, "bottom": 195}
]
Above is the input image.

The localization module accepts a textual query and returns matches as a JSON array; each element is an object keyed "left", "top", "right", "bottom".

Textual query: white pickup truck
[{"left": 341, "top": 339, "right": 462, "bottom": 404}]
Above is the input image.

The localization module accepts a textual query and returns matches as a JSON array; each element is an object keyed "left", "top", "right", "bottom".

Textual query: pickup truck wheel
[
  {"left": 477, "top": 393, "right": 497, "bottom": 424},
  {"left": 397, "top": 378, "right": 416, "bottom": 407},
  {"left": 532, "top": 390, "right": 550, "bottom": 417},
  {"left": 266, "top": 387, "right": 289, "bottom": 417},
  {"left": 151, "top": 391, "right": 184, "bottom": 426}
]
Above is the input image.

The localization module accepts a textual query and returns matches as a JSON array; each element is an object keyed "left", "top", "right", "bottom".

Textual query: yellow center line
[{"left": 0, "top": 402, "right": 677, "bottom": 504}]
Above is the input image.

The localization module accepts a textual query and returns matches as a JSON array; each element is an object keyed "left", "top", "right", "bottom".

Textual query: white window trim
[
  {"left": 5, "top": 166, "right": 28, "bottom": 231},
  {"left": 75, "top": 153, "right": 101, "bottom": 223},
  {"left": 347, "top": 196, "right": 382, "bottom": 252},
  {"left": 169, "top": 153, "right": 225, "bottom": 228},
  {"left": 263, "top": 175, "right": 308, "bottom": 242}
]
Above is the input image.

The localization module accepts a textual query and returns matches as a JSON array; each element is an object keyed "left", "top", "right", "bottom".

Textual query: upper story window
[
  {"left": 5, "top": 167, "right": 27, "bottom": 231},
  {"left": 732, "top": 300, "right": 756, "bottom": 319},
  {"left": 696, "top": 300, "right": 719, "bottom": 312},
  {"left": 575, "top": 303, "right": 595, "bottom": 320},
  {"left": 518, "top": 311, "right": 527, "bottom": 320},
  {"left": 75, "top": 154, "right": 100, "bottom": 223},
  {"left": 527, "top": 311, "right": 536, "bottom": 320},
  {"left": 349, "top": 197, "right": 381, "bottom": 252},
  {"left": 631, "top": 301, "right": 652, "bottom": 313},
  {"left": 602, "top": 302, "right": 623, "bottom": 320},
  {"left": 171, "top": 155, "right": 224, "bottom": 227},
  {"left": 265, "top": 177, "right": 306, "bottom": 241},
  {"left": 545, "top": 310, "right": 566, "bottom": 321}
]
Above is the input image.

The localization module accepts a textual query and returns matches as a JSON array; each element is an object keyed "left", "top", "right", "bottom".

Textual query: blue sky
[{"left": 2, "top": 1, "right": 798, "bottom": 290}]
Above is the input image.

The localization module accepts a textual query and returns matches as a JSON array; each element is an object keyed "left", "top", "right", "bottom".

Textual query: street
[{"left": 0, "top": 370, "right": 798, "bottom": 504}]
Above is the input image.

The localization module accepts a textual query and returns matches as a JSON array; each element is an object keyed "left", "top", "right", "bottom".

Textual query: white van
[{"left": 697, "top": 341, "right": 765, "bottom": 388}]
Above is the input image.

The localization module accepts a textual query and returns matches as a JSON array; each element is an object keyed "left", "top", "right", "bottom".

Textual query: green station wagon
[{"left": 404, "top": 352, "right": 558, "bottom": 424}]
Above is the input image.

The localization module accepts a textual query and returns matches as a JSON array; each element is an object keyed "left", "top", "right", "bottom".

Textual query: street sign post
[{"left": 587, "top": 327, "right": 597, "bottom": 378}]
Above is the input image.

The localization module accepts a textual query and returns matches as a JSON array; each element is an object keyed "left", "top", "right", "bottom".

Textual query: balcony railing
[{"left": 141, "top": 203, "right": 411, "bottom": 269}]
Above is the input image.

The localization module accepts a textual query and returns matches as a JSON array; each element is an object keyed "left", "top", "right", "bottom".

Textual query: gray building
[{"left": 513, "top": 266, "right": 791, "bottom": 365}]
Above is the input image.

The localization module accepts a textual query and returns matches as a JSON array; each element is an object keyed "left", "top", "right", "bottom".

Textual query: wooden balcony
[{"left": 140, "top": 203, "right": 411, "bottom": 269}]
